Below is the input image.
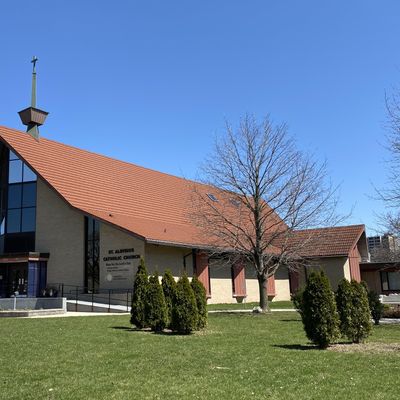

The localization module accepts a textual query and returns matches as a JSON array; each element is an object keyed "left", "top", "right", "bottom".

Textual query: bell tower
[{"left": 18, "top": 56, "right": 49, "bottom": 139}]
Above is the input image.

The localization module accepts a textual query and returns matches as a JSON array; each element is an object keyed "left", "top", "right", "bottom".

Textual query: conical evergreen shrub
[
  {"left": 146, "top": 272, "right": 168, "bottom": 332},
  {"left": 171, "top": 274, "right": 198, "bottom": 334},
  {"left": 191, "top": 275, "right": 208, "bottom": 329},
  {"left": 336, "top": 278, "right": 354, "bottom": 337},
  {"left": 301, "top": 271, "right": 340, "bottom": 349},
  {"left": 130, "top": 258, "right": 149, "bottom": 329},
  {"left": 368, "top": 290, "right": 384, "bottom": 325},
  {"left": 348, "top": 280, "right": 372, "bottom": 343},
  {"left": 162, "top": 270, "right": 177, "bottom": 328},
  {"left": 336, "top": 279, "right": 372, "bottom": 343}
]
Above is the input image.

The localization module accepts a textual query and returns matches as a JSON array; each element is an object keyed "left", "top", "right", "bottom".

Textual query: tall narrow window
[
  {"left": 85, "top": 216, "right": 100, "bottom": 293},
  {"left": 2, "top": 149, "right": 37, "bottom": 247}
]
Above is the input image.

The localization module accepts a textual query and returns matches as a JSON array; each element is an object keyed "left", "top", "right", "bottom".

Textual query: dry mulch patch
[{"left": 329, "top": 342, "right": 400, "bottom": 354}]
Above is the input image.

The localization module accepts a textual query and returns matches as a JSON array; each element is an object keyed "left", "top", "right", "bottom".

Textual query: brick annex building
[{"left": 0, "top": 124, "right": 374, "bottom": 304}]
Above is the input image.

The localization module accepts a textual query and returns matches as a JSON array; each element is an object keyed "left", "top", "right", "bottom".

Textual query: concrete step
[{"left": 0, "top": 308, "right": 66, "bottom": 318}]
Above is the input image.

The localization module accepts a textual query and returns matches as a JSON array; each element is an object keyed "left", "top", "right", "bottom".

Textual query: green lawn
[
  {"left": 1, "top": 313, "right": 399, "bottom": 399},
  {"left": 207, "top": 300, "right": 294, "bottom": 310}
]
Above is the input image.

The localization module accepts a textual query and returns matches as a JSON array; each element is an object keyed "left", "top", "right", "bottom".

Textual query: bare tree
[
  {"left": 369, "top": 245, "right": 400, "bottom": 263},
  {"left": 192, "top": 115, "right": 340, "bottom": 312},
  {"left": 377, "top": 90, "right": 400, "bottom": 235}
]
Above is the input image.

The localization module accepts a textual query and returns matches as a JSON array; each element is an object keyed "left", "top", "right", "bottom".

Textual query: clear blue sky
[{"left": 1, "top": 1, "right": 399, "bottom": 234}]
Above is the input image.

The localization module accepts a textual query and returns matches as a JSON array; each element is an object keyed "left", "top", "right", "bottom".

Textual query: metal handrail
[{"left": 47, "top": 283, "right": 133, "bottom": 312}]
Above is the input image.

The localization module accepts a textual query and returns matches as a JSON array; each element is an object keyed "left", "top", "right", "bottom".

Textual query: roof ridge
[
  {"left": 0, "top": 125, "right": 203, "bottom": 187},
  {"left": 295, "top": 224, "right": 365, "bottom": 234}
]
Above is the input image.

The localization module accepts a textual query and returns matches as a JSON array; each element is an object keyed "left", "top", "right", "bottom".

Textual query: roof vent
[
  {"left": 18, "top": 56, "right": 48, "bottom": 139},
  {"left": 207, "top": 193, "right": 218, "bottom": 202}
]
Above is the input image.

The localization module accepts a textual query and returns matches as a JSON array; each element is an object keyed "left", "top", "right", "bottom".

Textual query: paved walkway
[
  {"left": 27, "top": 311, "right": 129, "bottom": 318},
  {"left": 379, "top": 318, "right": 400, "bottom": 325},
  {"left": 209, "top": 308, "right": 297, "bottom": 313},
  {"left": 66, "top": 299, "right": 130, "bottom": 312}
]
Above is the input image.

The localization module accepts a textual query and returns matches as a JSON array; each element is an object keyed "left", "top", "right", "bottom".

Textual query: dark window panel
[
  {"left": 94, "top": 219, "right": 100, "bottom": 240},
  {"left": 22, "top": 183, "right": 36, "bottom": 208},
  {"left": 21, "top": 208, "right": 36, "bottom": 232},
  {"left": 23, "top": 164, "right": 37, "bottom": 182},
  {"left": 7, "top": 209, "right": 21, "bottom": 233},
  {"left": 8, "top": 160, "right": 23, "bottom": 184},
  {"left": 388, "top": 272, "right": 400, "bottom": 291},
  {"left": 87, "top": 220, "right": 93, "bottom": 241},
  {"left": 8, "top": 184, "right": 22, "bottom": 209}
]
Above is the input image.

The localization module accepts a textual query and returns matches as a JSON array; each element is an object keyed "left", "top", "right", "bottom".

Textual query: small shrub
[
  {"left": 191, "top": 275, "right": 208, "bottom": 329},
  {"left": 383, "top": 304, "right": 400, "bottom": 318},
  {"left": 348, "top": 280, "right": 371, "bottom": 343},
  {"left": 301, "top": 271, "right": 340, "bottom": 349},
  {"left": 336, "top": 279, "right": 354, "bottom": 337},
  {"left": 130, "top": 258, "right": 149, "bottom": 329},
  {"left": 146, "top": 272, "right": 168, "bottom": 332},
  {"left": 368, "top": 290, "right": 384, "bottom": 325},
  {"left": 162, "top": 270, "right": 177, "bottom": 327},
  {"left": 171, "top": 274, "right": 198, "bottom": 334}
]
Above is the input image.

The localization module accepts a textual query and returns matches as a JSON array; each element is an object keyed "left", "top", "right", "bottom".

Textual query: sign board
[{"left": 100, "top": 247, "right": 140, "bottom": 290}]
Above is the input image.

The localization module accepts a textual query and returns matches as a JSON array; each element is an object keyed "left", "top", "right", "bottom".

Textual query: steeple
[{"left": 18, "top": 56, "right": 49, "bottom": 139}]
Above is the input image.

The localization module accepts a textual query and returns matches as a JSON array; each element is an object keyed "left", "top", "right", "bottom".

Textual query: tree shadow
[
  {"left": 273, "top": 344, "right": 319, "bottom": 351},
  {"left": 278, "top": 319, "right": 300, "bottom": 322},
  {"left": 154, "top": 330, "right": 190, "bottom": 336},
  {"left": 110, "top": 326, "right": 194, "bottom": 336},
  {"left": 110, "top": 326, "right": 142, "bottom": 332}
]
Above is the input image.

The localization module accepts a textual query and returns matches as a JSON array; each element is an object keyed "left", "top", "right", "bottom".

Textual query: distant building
[{"left": 368, "top": 234, "right": 400, "bottom": 253}]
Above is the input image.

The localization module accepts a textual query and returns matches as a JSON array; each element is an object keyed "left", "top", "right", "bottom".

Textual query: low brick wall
[{"left": 0, "top": 297, "right": 67, "bottom": 311}]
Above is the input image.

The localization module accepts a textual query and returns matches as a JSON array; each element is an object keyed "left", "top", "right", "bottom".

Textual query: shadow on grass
[
  {"left": 279, "top": 319, "right": 300, "bottom": 322},
  {"left": 111, "top": 326, "right": 137, "bottom": 331},
  {"left": 273, "top": 344, "right": 319, "bottom": 351},
  {"left": 110, "top": 326, "right": 193, "bottom": 336}
]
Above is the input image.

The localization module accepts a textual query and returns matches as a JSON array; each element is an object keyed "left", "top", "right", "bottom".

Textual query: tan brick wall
[
  {"left": 300, "top": 257, "right": 349, "bottom": 290},
  {"left": 274, "top": 266, "right": 291, "bottom": 301},
  {"left": 245, "top": 265, "right": 291, "bottom": 303},
  {"left": 144, "top": 244, "right": 192, "bottom": 277},
  {"left": 208, "top": 260, "right": 234, "bottom": 304},
  {"left": 35, "top": 179, "right": 85, "bottom": 287}
]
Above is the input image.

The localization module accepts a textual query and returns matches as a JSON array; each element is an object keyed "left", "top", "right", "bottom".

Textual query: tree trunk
[{"left": 257, "top": 273, "right": 270, "bottom": 312}]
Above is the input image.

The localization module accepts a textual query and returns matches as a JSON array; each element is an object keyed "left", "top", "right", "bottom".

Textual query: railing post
[
  {"left": 126, "top": 290, "right": 129, "bottom": 312},
  {"left": 108, "top": 290, "right": 111, "bottom": 313},
  {"left": 75, "top": 286, "right": 78, "bottom": 312},
  {"left": 61, "top": 283, "right": 64, "bottom": 298},
  {"left": 91, "top": 290, "right": 94, "bottom": 312}
]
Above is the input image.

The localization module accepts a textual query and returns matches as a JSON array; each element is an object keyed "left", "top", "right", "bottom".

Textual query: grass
[
  {"left": 207, "top": 300, "right": 294, "bottom": 310},
  {"left": 0, "top": 313, "right": 399, "bottom": 399}
]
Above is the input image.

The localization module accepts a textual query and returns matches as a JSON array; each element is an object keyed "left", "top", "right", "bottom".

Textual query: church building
[{"left": 0, "top": 60, "right": 370, "bottom": 306}]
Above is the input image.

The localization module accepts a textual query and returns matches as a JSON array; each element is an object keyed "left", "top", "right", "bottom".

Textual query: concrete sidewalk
[
  {"left": 208, "top": 309, "right": 297, "bottom": 313},
  {"left": 27, "top": 311, "right": 129, "bottom": 318}
]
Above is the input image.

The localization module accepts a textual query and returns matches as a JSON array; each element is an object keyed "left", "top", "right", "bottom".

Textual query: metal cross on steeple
[
  {"left": 31, "top": 56, "right": 38, "bottom": 108},
  {"left": 31, "top": 56, "right": 38, "bottom": 72}
]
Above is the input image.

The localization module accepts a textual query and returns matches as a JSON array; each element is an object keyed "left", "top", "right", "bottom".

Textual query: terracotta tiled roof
[
  {"left": 0, "top": 126, "right": 366, "bottom": 256},
  {"left": 292, "top": 224, "right": 366, "bottom": 257},
  {"left": 0, "top": 126, "right": 218, "bottom": 247}
]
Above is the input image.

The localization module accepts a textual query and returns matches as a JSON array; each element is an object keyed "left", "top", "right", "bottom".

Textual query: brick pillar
[
  {"left": 289, "top": 271, "right": 300, "bottom": 294},
  {"left": 195, "top": 252, "right": 211, "bottom": 297},
  {"left": 267, "top": 275, "right": 276, "bottom": 297},
  {"left": 232, "top": 260, "right": 247, "bottom": 297}
]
